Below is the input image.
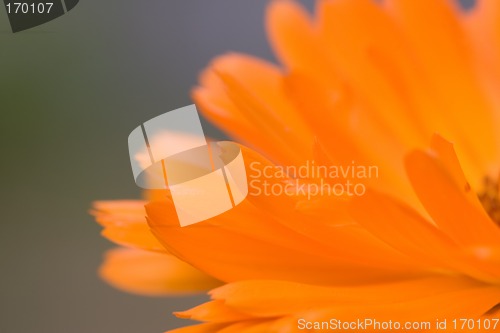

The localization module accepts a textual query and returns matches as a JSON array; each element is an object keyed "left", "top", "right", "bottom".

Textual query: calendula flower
[{"left": 92, "top": 0, "right": 500, "bottom": 331}]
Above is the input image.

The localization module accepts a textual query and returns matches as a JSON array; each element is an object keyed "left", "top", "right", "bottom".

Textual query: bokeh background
[{"left": 0, "top": 0, "right": 473, "bottom": 332}]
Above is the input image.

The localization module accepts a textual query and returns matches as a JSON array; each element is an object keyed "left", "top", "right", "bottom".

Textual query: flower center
[{"left": 478, "top": 176, "right": 500, "bottom": 226}]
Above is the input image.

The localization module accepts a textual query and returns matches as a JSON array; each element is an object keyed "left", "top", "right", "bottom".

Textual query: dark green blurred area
[{"left": 0, "top": 1, "right": 282, "bottom": 332}]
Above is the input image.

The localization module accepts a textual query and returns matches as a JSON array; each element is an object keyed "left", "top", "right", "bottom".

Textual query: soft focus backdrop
[{"left": 0, "top": 0, "right": 472, "bottom": 332}]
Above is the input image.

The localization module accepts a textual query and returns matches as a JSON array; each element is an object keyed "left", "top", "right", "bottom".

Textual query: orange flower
[{"left": 92, "top": 0, "right": 500, "bottom": 331}]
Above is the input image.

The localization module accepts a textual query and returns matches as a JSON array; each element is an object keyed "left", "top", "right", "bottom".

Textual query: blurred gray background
[{"left": 0, "top": 0, "right": 473, "bottom": 332}]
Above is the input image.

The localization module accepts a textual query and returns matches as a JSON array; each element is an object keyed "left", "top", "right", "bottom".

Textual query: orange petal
[
  {"left": 281, "top": 196, "right": 428, "bottom": 273},
  {"left": 427, "top": 134, "right": 485, "bottom": 210},
  {"left": 350, "top": 190, "right": 457, "bottom": 264},
  {"left": 266, "top": 0, "right": 333, "bottom": 83},
  {"left": 92, "top": 200, "right": 165, "bottom": 252},
  {"left": 318, "top": 0, "right": 428, "bottom": 149},
  {"left": 465, "top": 0, "right": 500, "bottom": 179},
  {"left": 99, "top": 248, "right": 221, "bottom": 296},
  {"left": 92, "top": 200, "right": 147, "bottom": 228},
  {"left": 175, "top": 300, "right": 253, "bottom": 323},
  {"left": 405, "top": 145, "right": 500, "bottom": 248},
  {"left": 283, "top": 72, "right": 361, "bottom": 166},
  {"left": 193, "top": 53, "right": 313, "bottom": 165},
  {"left": 100, "top": 226, "right": 166, "bottom": 253},
  {"left": 208, "top": 277, "right": 483, "bottom": 318},
  {"left": 466, "top": 0, "right": 500, "bottom": 76},
  {"left": 349, "top": 189, "right": 500, "bottom": 282},
  {"left": 386, "top": 0, "right": 498, "bottom": 180}
]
